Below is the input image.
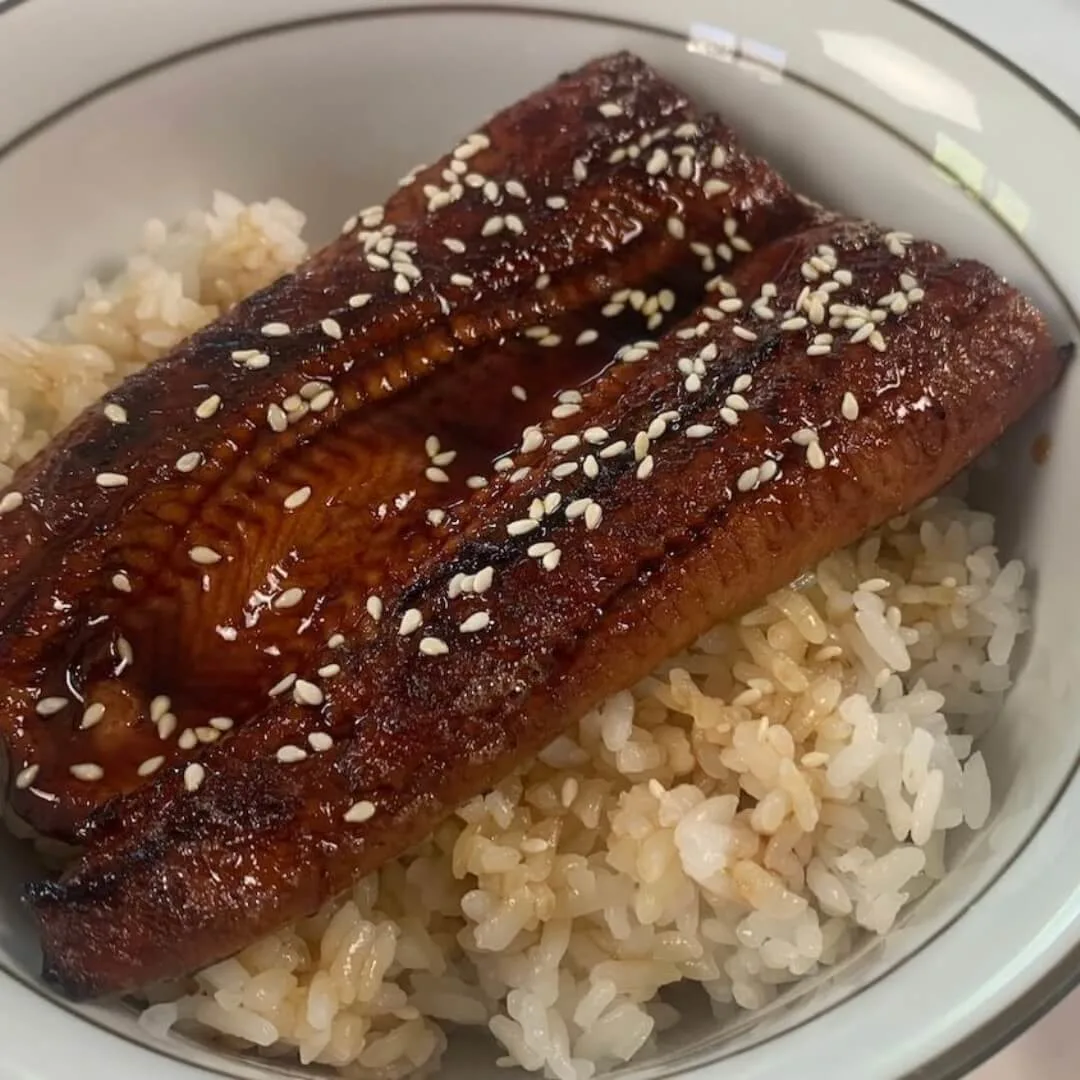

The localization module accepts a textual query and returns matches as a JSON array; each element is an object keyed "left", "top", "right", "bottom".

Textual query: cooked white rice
[{"left": 0, "top": 195, "right": 1026, "bottom": 1080}]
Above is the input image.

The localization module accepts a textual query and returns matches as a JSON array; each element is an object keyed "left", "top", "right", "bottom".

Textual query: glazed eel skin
[{"left": 0, "top": 54, "right": 1061, "bottom": 996}]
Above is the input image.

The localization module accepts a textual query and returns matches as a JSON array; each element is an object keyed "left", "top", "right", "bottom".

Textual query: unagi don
[{"left": 0, "top": 53, "right": 1059, "bottom": 997}]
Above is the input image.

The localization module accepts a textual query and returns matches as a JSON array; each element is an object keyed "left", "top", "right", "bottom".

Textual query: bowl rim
[{"left": 0, "top": 2, "right": 1078, "bottom": 1079}]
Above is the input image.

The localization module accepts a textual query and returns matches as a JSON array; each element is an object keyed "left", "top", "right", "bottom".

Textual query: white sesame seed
[
  {"left": 294, "top": 679, "right": 324, "bottom": 706},
  {"left": 189, "top": 545, "right": 222, "bottom": 566},
  {"left": 103, "top": 402, "right": 128, "bottom": 425},
  {"left": 598, "top": 101, "right": 624, "bottom": 118},
  {"left": 304, "top": 732, "right": 332, "bottom": 754},
  {"left": 267, "top": 404, "right": 288, "bottom": 433},
  {"left": 137, "top": 755, "right": 165, "bottom": 777},
  {"left": 582, "top": 427, "right": 608, "bottom": 446},
  {"left": 726, "top": 394, "right": 750, "bottom": 412},
  {"left": 807, "top": 441, "right": 827, "bottom": 469},
  {"left": 869, "top": 330, "right": 887, "bottom": 352},
  {"left": 269, "top": 673, "right": 298, "bottom": 696},
  {"left": 686, "top": 424, "right": 715, "bottom": 439},
  {"left": 193, "top": 393, "right": 221, "bottom": 421},
  {"left": 35, "top": 696, "right": 68, "bottom": 717},
  {"left": 274, "top": 587, "right": 305, "bottom": 610},
  {"left": 551, "top": 403, "right": 580, "bottom": 420},
  {"left": 156, "top": 713, "right": 177, "bottom": 740},
  {"left": 550, "top": 463, "right": 577, "bottom": 481},
  {"left": 442, "top": 238, "right": 467, "bottom": 255},
  {"left": 704, "top": 178, "right": 731, "bottom": 197},
  {"left": 646, "top": 148, "right": 670, "bottom": 175},
  {"left": 172, "top": 450, "right": 204, "bottom": 476},
  {"left": 0, "top": 490, "right": 23, "bottom": 517},
  {"left": 481, "top": 215, "right": 505, "bottom": 237},
  {"left": 532, "top": 546, "right": 559, "bottom": 573},
  {"left": 261, "top": 322, "right": 291, "bottom": 337},
  {"left": 553, "top": 435, "right": 581, "bottom": 452},
  {"left": 842, "top": 392, "right": 860, "bottom": 421},
  {"left": 178, "top": 728, "right": 198, "bottom": 750},
  {"left": 348, "top": 293, "right": 372, "bottom": 308},
  {"left": 458, "top": 611, "right": 491, "bottom": 635},
  {"left": 464, "top": 567, "right": 491, "bottom": 596},
  {"left": 505, "top": 214, "right": 525, "bottom": 235},
  {"left": 511, "top": 385, "right": 528, "bottom": 401},
  {"left": 15, "top": 764, "right": 39, "bottom": 789},
  {"left": 394, "top": 273, "right": 411, "bottom": 294},
  {"left": 601, "top": 302, "right": 624, "bottom": 318},
  {"left": 566, "top": 497, "right": 592, "bottom": 520},
  {"left": 599, "top": 441, "right": 627, "bottom": 460},
  {"left": 425, "top": 466, "right": 450, "bottom": 484},
  {"left": 466, "top": 475, "right": 487, "bottom": 489},
  {"left": 96, "top": 472, "right": 128, "bottom": 489},
  {"left": 666, "top": 217, "right": 686, "bottom": 239},
  {"left": 518, "top": 427, "right": 543, "bottom": 455},
  {"left": 310, "top": 388, "right": 336, "bottom": 413},
  {"left": 320, "top": 317, "right": 343, "bottom": 341},
  {"left": 792, "top": 428, "right": 819, "bottom": 446},
  {"left": 399, "top": 609, "right": 423, "bottom": 636},
  {"left": 366, "top": 595, "right": 383, "bottom": 622},
  {"left": 209, "top": 716, "right": 234, "bottom": 731},
  {"left": 277, "top": 745, "right": 308, "bottom": 764},
  {"left": 637, "top": 455, "right": 655, "bottom": 480},
  {"left": 851, "top": 322, "right": 875, "bottom": 344},
  {"left": 111, "top": 571, "right": 132, "bottom": 593},
  {"left": 450, "top": 273, "right": 475, "bottom": 288},
  {"left": 584, "top": 503, "right": 603, "bottom": 530},
  {"left": 284, "top": 485, "right": 312, "bottom": 510},
  {"left": 573, "top": 158, "right": 588, "bottom": 182},
  {"left": 508, "top": 518, "right": 539, "bottom": 537},
  {"left": 150, "top": 695, "right": 171, "bottom": 723},
  {"left": 732, "top": 325, "right": 758, "bottom": 342},
  {"left": 328, "top": 633, "right": 346, "bottom": 649},
  {"left": 528, "top": 541, "right": 556, "bottom": 559},
  {"left": 70, "top": 763, "right": 104, "bottom": 782},
  {"left": 737, "top": 467, "right": 760, "bottom": 492},
  {"left": 757, "top": 459, "right": 779, "bottom": 483},
  {"left": 546, "top": 195, "right": 568, "bottom": 209},
  {"left": 419, "top": 636, "right": 449, "bottom": 657},
  {"left": 781, "top": 316, "right": 808, "bottom": 332},
  {"left": 345, "top": 799, "right": 376, "bottom": 823}
]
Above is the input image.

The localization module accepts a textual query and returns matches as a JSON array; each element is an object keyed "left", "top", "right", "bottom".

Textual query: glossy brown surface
[
  {"left": 1, "top": 54, "right": 1062, "bottom": 998},
  {"left": 0, "top": 52, "right": 808, "bottom": 842}
]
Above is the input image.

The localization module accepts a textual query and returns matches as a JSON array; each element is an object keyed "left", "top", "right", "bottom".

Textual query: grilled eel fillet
[
  {"left": 3, "top": 56, "right": 1062, "bottom": 996},
  {"left": 0, "top": 52, "right": 810, "bottom": 844}
]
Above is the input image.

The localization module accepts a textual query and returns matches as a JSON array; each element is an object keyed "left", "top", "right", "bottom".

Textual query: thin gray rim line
[{"left": 0, "top": 5, "right": 1077, "bottom": 1080}]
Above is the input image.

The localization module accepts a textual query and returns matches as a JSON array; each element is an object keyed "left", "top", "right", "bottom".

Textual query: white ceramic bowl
[{"left": 1, "top": 2, "right": 1079, "bottom": 1078}]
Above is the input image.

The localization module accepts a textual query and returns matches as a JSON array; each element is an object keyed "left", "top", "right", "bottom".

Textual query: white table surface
[{"left": 921, "top": 3, "right": 1080, "bottom": 1077}]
